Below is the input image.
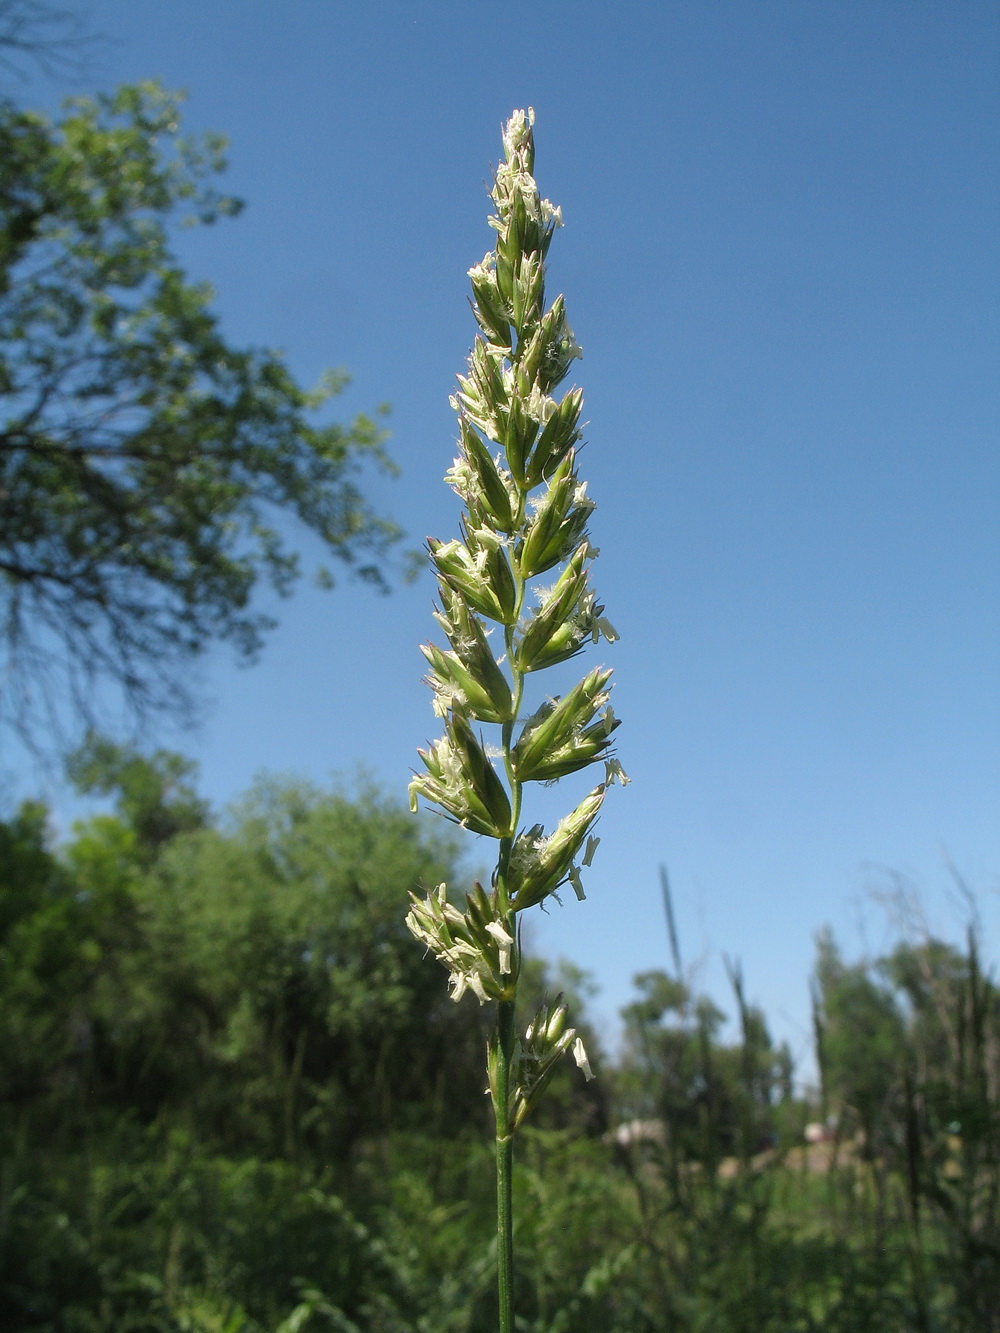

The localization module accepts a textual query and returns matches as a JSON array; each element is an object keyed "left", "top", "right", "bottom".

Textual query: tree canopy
[
  {"left": 0, "top": 749, "right": 492, "bottom": 1153},
  {"left": 0, "top": 80, "right": 400, "bottom": 749}
]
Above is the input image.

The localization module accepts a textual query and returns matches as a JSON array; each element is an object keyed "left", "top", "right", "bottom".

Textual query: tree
[
  {"left": 619, "top": 966, "right": 789, "bottom": 1167},
  {"left": 65, "top": 729, "right": 208, "bottom": 861},
  {"left": 812, "top": 920, "right": 1000, "bottom": 1329},
  {"left": 0, "top": 794, "right": 141, "bottom": 1122},
  {"left": 141, "top": 774, "right": 493, "bottom": 1154},
  {"left": 812, "top": 928, "right": 905, "bottom": 1153},
  {"left": 0, "top": 81, "right": 400, "bottom": 750},
  {"left": 0, "top": 754, "right": 496, "bottom": 1153}
]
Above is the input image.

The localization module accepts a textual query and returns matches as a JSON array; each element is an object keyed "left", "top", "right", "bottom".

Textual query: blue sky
[{"left": 5, "top": 1, "right": 999, "bottom": 1072}]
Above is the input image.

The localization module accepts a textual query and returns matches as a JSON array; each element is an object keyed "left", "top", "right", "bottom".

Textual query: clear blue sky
[{"left": 6, "top": 1, "right": 999, "bottom": 1073}]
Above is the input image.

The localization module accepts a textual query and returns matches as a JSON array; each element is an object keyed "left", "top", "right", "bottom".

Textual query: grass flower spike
[{"left": 407, "top": 108, "right": 626, "bottom": 1333}]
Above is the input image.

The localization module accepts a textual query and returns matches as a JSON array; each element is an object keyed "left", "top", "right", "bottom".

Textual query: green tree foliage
[
  {"left": 136, "top": 774, "right": 494, "bottom": 1154},
  {"left": 618, "top": 965, "right": 793, "bottom": 1167},
  {"left": 814, "top": 923, "right": 1000, "bottom": 1329},
  {"left": 66, "top": 728, "right": 209, "bottom": 857},
  {"left": 813, "top": 926, "right": 906, "bottom": 1151},
  {"left": 0, "top": 81, "right": 399, "bottom": 747},
  {"left": 0, "top": 750, "right": 494, "bottom": 1157},
  {"left": 0, "top": 793, "right": 144, "bottom": 1125}
]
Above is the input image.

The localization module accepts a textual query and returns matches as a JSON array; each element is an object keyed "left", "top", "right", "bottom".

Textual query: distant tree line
[{"left": 1, "top": 741, "right": 997, "bottom": 1331}]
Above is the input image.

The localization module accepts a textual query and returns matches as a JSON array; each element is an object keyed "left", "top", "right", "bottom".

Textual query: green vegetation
[{"left": 1, "top": 741, "right": 996, "bottom": 1331}]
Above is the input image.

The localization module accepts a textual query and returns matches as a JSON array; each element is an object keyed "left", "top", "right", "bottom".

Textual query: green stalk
[
  {"left": 494, "top": 995, "right": 516, "bottom": 1333},
  {"left": 493, "top": 590, "right": 524, "bottom": 1331}
]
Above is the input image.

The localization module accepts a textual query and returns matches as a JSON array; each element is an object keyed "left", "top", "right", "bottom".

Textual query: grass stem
[{"left": 495, "top": 996, "right": 517, "bottom": 1333}]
